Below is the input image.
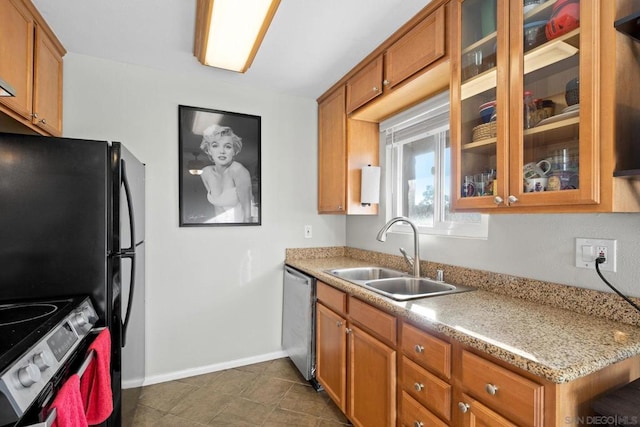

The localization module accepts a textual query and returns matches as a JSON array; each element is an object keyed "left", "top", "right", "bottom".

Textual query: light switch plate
[{"left": 575, "top": 238, "right": 617, "bottom": 272}]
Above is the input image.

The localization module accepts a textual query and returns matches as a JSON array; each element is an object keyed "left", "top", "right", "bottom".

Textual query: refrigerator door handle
[
  {"left": 119, "top": 158, "right": 137, "bottom": 347},
  {"left": 119, "top": 251, "right": 136, "bottom": 347},
  {"left": 121, "top": 159, "right": 136, "bottom": 253}
]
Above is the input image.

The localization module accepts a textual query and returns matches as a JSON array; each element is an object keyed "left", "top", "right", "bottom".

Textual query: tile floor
[{"left": 127, "top": 357, "right": 351, "bottom": 426}]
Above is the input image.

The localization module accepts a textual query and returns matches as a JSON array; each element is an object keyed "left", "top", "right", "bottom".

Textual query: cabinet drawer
[
  {"left": 400, "top": 356, "right": 450, "bottom": 421},
  {"left": 348, "top": 297, "right": 396, "bottom": 345},
  {"left": 399, "top": 391, "right": 447, "bottom": 427},
  {"left": 401, "top": 322, "right": 451, "bottom": 379},
  {"left": 316, "top": 281, "right": 346, "bottom": 314},
  {"left": 461, "top": 350, "right": 544, "bottom": 427}
]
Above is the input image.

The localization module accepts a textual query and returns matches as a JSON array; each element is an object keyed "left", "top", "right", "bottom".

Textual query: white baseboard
[{"left": 140, "top": 350, "right": 288, "bottom": 387}]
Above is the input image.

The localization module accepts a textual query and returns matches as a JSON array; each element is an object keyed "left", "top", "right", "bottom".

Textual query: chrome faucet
[{"left": 376, "top": 216, "right": 420, "bottom": 278}]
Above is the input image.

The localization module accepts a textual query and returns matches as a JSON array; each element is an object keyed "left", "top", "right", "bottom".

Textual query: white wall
[
  {"left": 347, "top": 144, "right": 640, "bottom": 297},
  {"left": 61, "top": 53, "right": 346, "bottom": 383}
]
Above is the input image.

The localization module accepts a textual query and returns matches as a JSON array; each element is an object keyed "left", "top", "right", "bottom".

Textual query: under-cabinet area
[
  {"left": 317, "top": 0, "right": 640, "bottom": 214},
  {"left": 287, "top": 253, "right": 640, "bottom": 427}
]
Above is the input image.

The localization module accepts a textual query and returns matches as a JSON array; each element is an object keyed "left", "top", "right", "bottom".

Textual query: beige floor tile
[
  {"left": 138, "top": 380, "right": 199, "bottom": 412},
  {"left": 169, "top": 388, "right": 235, "bottom": 424},
  {"left": 242, "top": 375, "right": 294, "bottom": 406},
  {"left": 209, "top": 395, "right": 275, "bottom": 425},
  {"left": 263, "top": 407, "right": 320, "bottom": 426},
  {"left": 131, "top": 358, "right": 352, "bottom": 426},
  {"left": 206, "top": 368, "right": 260, "bottom": 395}
]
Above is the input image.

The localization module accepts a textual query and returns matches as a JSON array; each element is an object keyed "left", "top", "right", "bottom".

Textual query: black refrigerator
[{"left": 0, "top": 132, "right": 145, "bottom": 426}]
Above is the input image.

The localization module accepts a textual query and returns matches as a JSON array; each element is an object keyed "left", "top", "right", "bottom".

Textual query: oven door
[{"left": 15, "top": 328, "right": 103, "bottom": 427}]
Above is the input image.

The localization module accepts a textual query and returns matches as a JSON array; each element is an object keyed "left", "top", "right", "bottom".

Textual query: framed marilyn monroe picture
[{"left": 178, "top": 105, "right": 261, "bottom": 226}]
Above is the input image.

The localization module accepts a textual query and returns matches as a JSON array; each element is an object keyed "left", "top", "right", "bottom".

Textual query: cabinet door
[
  {"left": 451, "top": 0, "right": 507, "bottom": 210},
  {"left": 0, "top": 0, "right": 34, "bottom": 121},
  {"left": 508, "top": 0, "right": 598, "bottom": 207},
  {"left": 318, "top": 87, "right": 347, "bottom": 213},
  {"left": 33, "top": 25, "right": 63, "bottom": 136},
  {"left": 385, "top": 4, "right": 446, "bottom": 89},
  {"left": 346, "top": 56, "right": 383, "bottom": 114},
  {"left": 452, "top": 0, "right": 600, "bottom": 211},
  {"left": 316, "top": 303, "right": 347, "bottom": 411},
  {"left": 458, "top": 393, "right": 517, "bottom": 427},
  {"left": 348, "top": 324, "right": 396, "bottom": 427}
]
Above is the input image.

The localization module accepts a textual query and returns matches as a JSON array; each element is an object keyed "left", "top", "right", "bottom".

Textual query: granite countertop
[{"left": 285, "top": 255, "right": 640, "bottom": 384}]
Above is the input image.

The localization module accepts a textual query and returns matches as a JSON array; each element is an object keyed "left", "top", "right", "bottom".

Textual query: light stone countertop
[{"left": 285, "top": 255, "right": 640, "bottom": 384}]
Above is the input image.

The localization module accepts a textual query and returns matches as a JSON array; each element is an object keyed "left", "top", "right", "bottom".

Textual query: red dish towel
[
  {"left": 80, "top": 329, "right": 113, "bottom": 425},
  {"left": 49, "top": 374, "right": 88, "bottom": 427}
]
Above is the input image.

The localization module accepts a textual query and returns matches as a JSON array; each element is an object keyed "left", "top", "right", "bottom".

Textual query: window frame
[{"left": 381, "top": 92, "right": 489, "bottom": 239}]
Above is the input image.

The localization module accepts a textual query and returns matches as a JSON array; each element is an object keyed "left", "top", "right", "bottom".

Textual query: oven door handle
[{"left": 22, "top": 407, "right": 57, "bottom": 427}]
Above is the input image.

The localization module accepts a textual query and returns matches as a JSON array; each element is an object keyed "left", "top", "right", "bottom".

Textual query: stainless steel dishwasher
[{"left": 282, "top": 265, "right": 322, "bottom": 390}]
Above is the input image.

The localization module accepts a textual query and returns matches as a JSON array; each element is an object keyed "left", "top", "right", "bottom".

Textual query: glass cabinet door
[
  {"left": 453, "top": 0, "right": 507, "bottom": 208},
  {"left": 510, "top": 0, "right": 598, "bottom": 206},
  {"left": 452, "top": 0, "right": 599, "bottom": 210}
]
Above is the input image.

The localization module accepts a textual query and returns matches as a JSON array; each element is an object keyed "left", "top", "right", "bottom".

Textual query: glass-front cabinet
[{"left": 451, "top": 0, "right": 599, "bottom": 211}]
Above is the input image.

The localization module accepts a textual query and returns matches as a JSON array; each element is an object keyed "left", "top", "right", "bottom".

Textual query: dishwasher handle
[{"left": 284, "top": 267, "right": 312, "bottom": 285}]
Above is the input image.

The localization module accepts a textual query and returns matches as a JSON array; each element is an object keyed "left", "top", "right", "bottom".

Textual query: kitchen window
[{"left": 381, "top": 91, "right": 488, "bottom": 238}]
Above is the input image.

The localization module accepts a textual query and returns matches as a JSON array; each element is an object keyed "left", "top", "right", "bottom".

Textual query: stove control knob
[
  {"left": 71, "top": 311, "right": 89, "bottom": 329},
  {"left": 33, "top": 351, "right": 54, "bottom": 371},
  {"left": 18, "top": 363, "right": 41, "bottom": 387}
]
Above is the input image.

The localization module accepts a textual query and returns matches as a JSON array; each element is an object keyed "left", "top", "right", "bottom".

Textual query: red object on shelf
[{"left": 545, "top": 0, "right": 580, "bottom": 40}]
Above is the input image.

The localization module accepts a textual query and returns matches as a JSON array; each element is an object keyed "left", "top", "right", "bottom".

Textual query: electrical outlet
[
  {"left": 304, "top": 225, "right": 312, "bottom": 239},
  {"left": 575, "top": 238, "right": 617, "bottom": 272}
]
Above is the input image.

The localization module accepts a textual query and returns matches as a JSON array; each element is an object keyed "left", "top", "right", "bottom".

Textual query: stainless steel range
[{"left": 0, "top": 296, "right": 99, "bottom": 426}]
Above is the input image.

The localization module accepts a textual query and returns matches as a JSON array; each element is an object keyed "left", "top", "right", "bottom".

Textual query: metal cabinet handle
[
  {"left": 372, "top": 86, "right": 379, "bottom": 92},
  {"left": 336, "top": 321, "right": 343, "bottom": 327},
  {"left": 39, "top": 118, "right": 47, "bottom": 125},
  {"left": 345, "top": 328, "right": 352, "bottom": 334},
  {"left": 485, "top": 383, "right": 499, "bottom": 395},
  {"left": 494, "top": 196, "right": 504, "bottom": 205},
  {"left": 337, "top": 205, "right": 343, "bottom": 211},
  {"left": 507, "top": 195, "right": 519, "bottom": 204},
  {"left": 414, "top": 344, "right": 424, "bottom": 353},
  {"left": 383, "top": 79, "right": 390, "bottom": 86},
  {"left": 458, "top": 402, "right": 470, "bottom": 413},
  {"left": 413, "top": 422, "right": 424, "bottom": 427},
  {"left": 414, "top": 382, "right": 424, "bottom": 392}
]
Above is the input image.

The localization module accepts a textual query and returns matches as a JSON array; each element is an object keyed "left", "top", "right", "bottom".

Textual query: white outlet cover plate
[{"left": 575, "top": 238, "right": 616, "bottom": 272}]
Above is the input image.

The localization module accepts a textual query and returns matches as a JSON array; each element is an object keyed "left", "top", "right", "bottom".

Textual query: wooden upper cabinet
[
  {"left": 318, "top": 86, "right": 348, "bottom": 213},
  {"left": 33, "top": 25, "right": 64, "bottom": 136},
  {"left": 0, "top": 0, "right": 35, "bottom": 121},
  {"left": 345, "top": 3, "right": 448, "bottom": 117},
  {"left": 0, "top": 0, "right": 65, "bottom": 136},
  {"left": 385, "top": 4, "right": 446, "bottom": 89},
  {"left": 346, "top": 56, "right": 383, "bottom": 114},
  {"left": 318, "top": 86, "right": 379, "bottom": 215}
]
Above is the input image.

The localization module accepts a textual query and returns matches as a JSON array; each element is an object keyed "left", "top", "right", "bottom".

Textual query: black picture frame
[{"left": 178, "top": 105, "right": 261, "bottom": 226}]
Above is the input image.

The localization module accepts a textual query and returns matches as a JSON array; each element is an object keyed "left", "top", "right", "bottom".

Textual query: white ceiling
[{"left": 32, "top": 0, "right": 432, "bottom": 100}]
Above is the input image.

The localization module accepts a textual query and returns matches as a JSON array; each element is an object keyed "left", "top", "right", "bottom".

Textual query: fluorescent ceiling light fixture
[
  {"left": 0, "top": 78, "right": 15, "bottom": 97},
  {"left": 194, "top": 0, "right": 281, "bottom": 73}
]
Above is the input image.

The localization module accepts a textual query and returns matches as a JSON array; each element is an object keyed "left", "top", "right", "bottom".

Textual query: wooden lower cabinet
[
  {"left": 315, "top": 282, "right": 640, "bottom": 426},
  {"left": 460, "top": 350, "right": 544, "bottom": 426},
  {"left": 315, "top": 281, "right": 396, "bottom": 427},
  {"left": 315, "top": 302, "right": 347, "bottom": 411},
  {"left": 348, "top": 324, "right": 396, "bottom": 427},
  {"left": 400, "top": 391, "right": 448, "bottom": 427},
  {"left": 458, "top": 393, "right": 517, "bottom": 427}
]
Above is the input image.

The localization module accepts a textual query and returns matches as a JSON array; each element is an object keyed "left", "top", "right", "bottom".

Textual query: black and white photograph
[{"left": 179, "top": 105, "right": 261, "bottom": 226}]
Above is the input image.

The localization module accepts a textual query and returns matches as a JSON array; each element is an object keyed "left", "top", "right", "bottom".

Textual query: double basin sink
[{"left": 325, "top": 267, "right": 475, "bottom": 301}]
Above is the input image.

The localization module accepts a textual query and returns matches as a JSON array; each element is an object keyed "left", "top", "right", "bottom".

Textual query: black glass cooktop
[{"left": 0, "top": 298, "right": 77, "bottom": 373}]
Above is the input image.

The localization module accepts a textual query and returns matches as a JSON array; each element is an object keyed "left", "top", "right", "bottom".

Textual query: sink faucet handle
[
  {"left": 399, "top": 247, "right": 414, "bottom": 267},
  {"left": 436, "top": 269, "right": 444, "bottom": 282}
]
